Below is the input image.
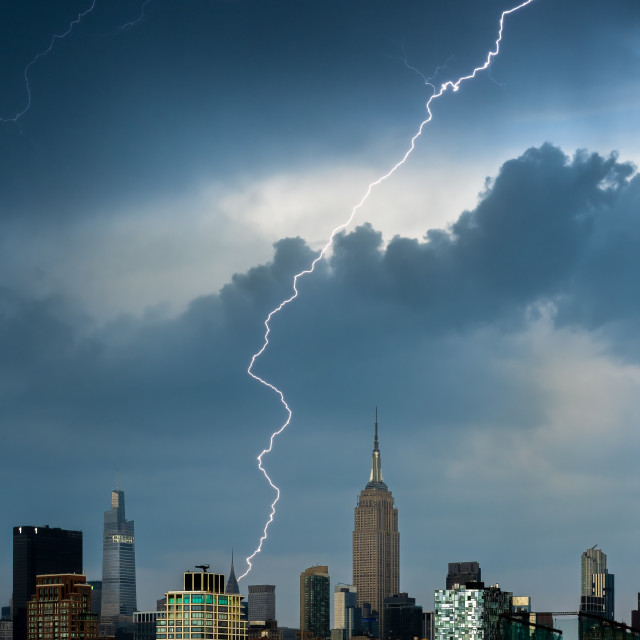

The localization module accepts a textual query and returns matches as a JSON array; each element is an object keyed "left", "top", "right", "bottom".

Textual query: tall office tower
[
  {"left": 156, "top": 567, "right": 247, "bottom": 640},
  {"left": 13, "top": 525, "right": 83, "bottom": 640},
  {"left": 383, "top": 593, "right": 422, "bottom": 640},
  {"left": 434, "top": 584, "right": 512, "bottom": 640},
  {"left": 333, "top": 585, "right": 360, "bottom": 640},
  {"left": 101, "top": 487, "right": 137, "bottom": 638},
  {"left": 446, "top": 563, "right": 481, "bottom": 589},
  {"left": 300, "top": 566, "right": 330, "bottom": 640},
  {"left": 26, "top": 573, "right": 98, "bottom": 640},
  {"left": 580, "top": 546, "right": 614, "bottom": 620},
  {"left": 353, "top": 412, "right": 399, "bottom": 636},
  {"left": 248, "top": 585, "right": 276, "bottom": 622}
]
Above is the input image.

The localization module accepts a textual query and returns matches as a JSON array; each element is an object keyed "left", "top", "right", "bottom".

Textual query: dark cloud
[{"left": 2, "top": 144, "right": 639, "bottom": 428}]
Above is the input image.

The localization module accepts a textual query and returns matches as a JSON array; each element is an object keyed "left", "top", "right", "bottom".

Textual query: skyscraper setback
[
  {"left": 580, "top": 546, "right": 614, "bottom": 620},
  {"left": 352, "top": 413, "right": 399, "bottom": 636},
  {"left": 101, "top": 486, "right": 137, "bottom": 638}
]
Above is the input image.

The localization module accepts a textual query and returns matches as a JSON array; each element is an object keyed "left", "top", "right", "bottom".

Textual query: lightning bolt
[
  {"left": 0, "top": 1, "right": 98, "bottom": 123},
  {"left": 244, "top": 0, "right": 537, "bottom": 581},
  {"left": 399, "top": 42, "right": 453, "bottom": 89},
  {"left": 118, "top": 0, "right": 154, "bottom": 31}
]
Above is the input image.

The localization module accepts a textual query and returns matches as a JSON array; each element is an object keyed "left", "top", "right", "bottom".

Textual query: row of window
[
  {"left": 168, "top": 595, "right": 233, "bottom": 604},
  {"left": 157, "top": 634, "right": 235, "bottom": 639},
  {"left": 159, "top": 619, "right": 246, "bottom": 626}
]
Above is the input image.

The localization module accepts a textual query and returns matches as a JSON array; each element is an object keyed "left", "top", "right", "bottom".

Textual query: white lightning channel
[
  {"left": 1, "top": 0, "right": 98, "bottom": 123},
  {"left": 239, "top": 0, "right": 536, "bottom": 581}
]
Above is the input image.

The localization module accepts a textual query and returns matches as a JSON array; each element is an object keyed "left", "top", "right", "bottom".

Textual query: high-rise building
[
  {"left": 248, "top": 585, "right": 276, "bottom": 622},
  {"left": 333, "top": 585, "right": 360, "bottom": 640},
  {"left": 300, "top": 566, "right": 330, "bottom": 640},
  {"left": 26, "top": 573, "right": 97, "bottom": 640},
  {"left": 101, "top": 486, "right": 137, "bottom": 638},
  {"left": 13, "top": 525, "right": 83, "bottom": 640},
  {"left": 353, "top": 412, "right": 399, "bottom": 636},
  {"left": 434, "top": 583, "right": 512, "bottom": 640},
  {"left": 156, "top": 567, "right": 247, "bottom": 640},
  {"left": 383, "top": 593, "right": 422, "bottom": 640},
  {"left": 580, "top": 547, "right": 614, "bottom": 620},
  {"left": 446, "top": 563, "right": 481, "bottom": 589}
]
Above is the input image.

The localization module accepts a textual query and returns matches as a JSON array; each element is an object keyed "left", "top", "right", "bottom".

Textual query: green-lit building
[{"left": 157, "top": 568, "right": 247, "bottom": 640}]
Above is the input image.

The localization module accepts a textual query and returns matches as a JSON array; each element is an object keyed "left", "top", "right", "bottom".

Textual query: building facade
[
  {"left": 300, "top": 566, "right": 330, "bottom": 640},
  {"left": 422, "top": 612, "right": 434, "bottom": 640},
  {"left": 435, "top": 583, "right": 512, "bottom": 640},
  {"left": 580, "top": 547, "right": 614, "bottom": 620},
  {"left": 13, "top": 525, "right": 83, "bottom": 640},
  {"left": 157, "top": 568, "right": 247, "bottom": 640},
  {"left": 353, "top": 413, "right": 399, "bottom": 637},
  {"left": 134, "top": 610, "right": 165, "bottom": 640},
  {"left": 446, "top": 563, "right": 482, "bottom": 590},
  {"left": 101, "top": 487, "right": 137, "bottom": 638},
  {"left": 383, "top": 593, "right": 422, "bottom": 640},
  {"left": 26, "top": 573, "right": 97, "bottom": 640},
  {"left": 333, "top": 585, "right": 360, "bottom": 640},
  {"left": 248, "top": 585, "right": 276, "bottom": 623},
  {"left": 0, "top": 607, "right": 12, "bottom": 640}
]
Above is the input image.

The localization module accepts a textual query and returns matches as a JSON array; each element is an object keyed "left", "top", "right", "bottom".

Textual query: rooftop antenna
[{"left": 374, "top": 406, "right": 379, "bottom": 451}]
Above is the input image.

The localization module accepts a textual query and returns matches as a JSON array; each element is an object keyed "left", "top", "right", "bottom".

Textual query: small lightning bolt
[
  {"left": 0, "top": 0, "right": 98, "bottom": 124},
  {"left": 399, "top": 42, "right": 453, "bottom": 90},
  {"left": 118, "top": 0, "right": 154, "bottom": 31},
  {"left": 240, "top": 0, "right": 537, "bottom": 580}
]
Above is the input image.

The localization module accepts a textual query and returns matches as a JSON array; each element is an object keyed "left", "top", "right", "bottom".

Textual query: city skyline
[{"left": 2, "top": 0, "right": 640, "bottom": 629}]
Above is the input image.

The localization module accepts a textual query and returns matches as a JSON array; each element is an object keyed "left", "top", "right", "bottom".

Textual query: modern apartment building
[{"left": 157, "top": 567, "right": 247, "bottom": 640}]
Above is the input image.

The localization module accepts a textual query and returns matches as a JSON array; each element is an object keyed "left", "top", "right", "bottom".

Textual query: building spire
[
  {"left": 225, "top": 549, "right": 240, "bottom": 594},
  {"left": 366, "top": 407, "right": 387, "bottom": 490},
  {"left": 374, "top": 406, "right": 379, "bottom": 451}
]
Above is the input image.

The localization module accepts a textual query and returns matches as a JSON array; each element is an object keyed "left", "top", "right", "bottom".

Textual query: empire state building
[{"left": 352, "top": 412, "right": 399, "bottom": 636}]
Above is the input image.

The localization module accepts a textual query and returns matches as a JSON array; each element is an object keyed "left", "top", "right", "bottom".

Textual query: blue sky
[{"left": 1, "top": 0, "right": 640, "bottom": 628}]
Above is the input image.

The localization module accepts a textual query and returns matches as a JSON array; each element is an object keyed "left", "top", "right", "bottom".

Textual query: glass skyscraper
[{"left": 101, "top": 487, "right": 137, "bottom": 638}]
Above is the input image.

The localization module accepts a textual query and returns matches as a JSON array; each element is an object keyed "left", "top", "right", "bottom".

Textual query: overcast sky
[{"left": 2, "top": 0, "right": 640, "bottom": 629}]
